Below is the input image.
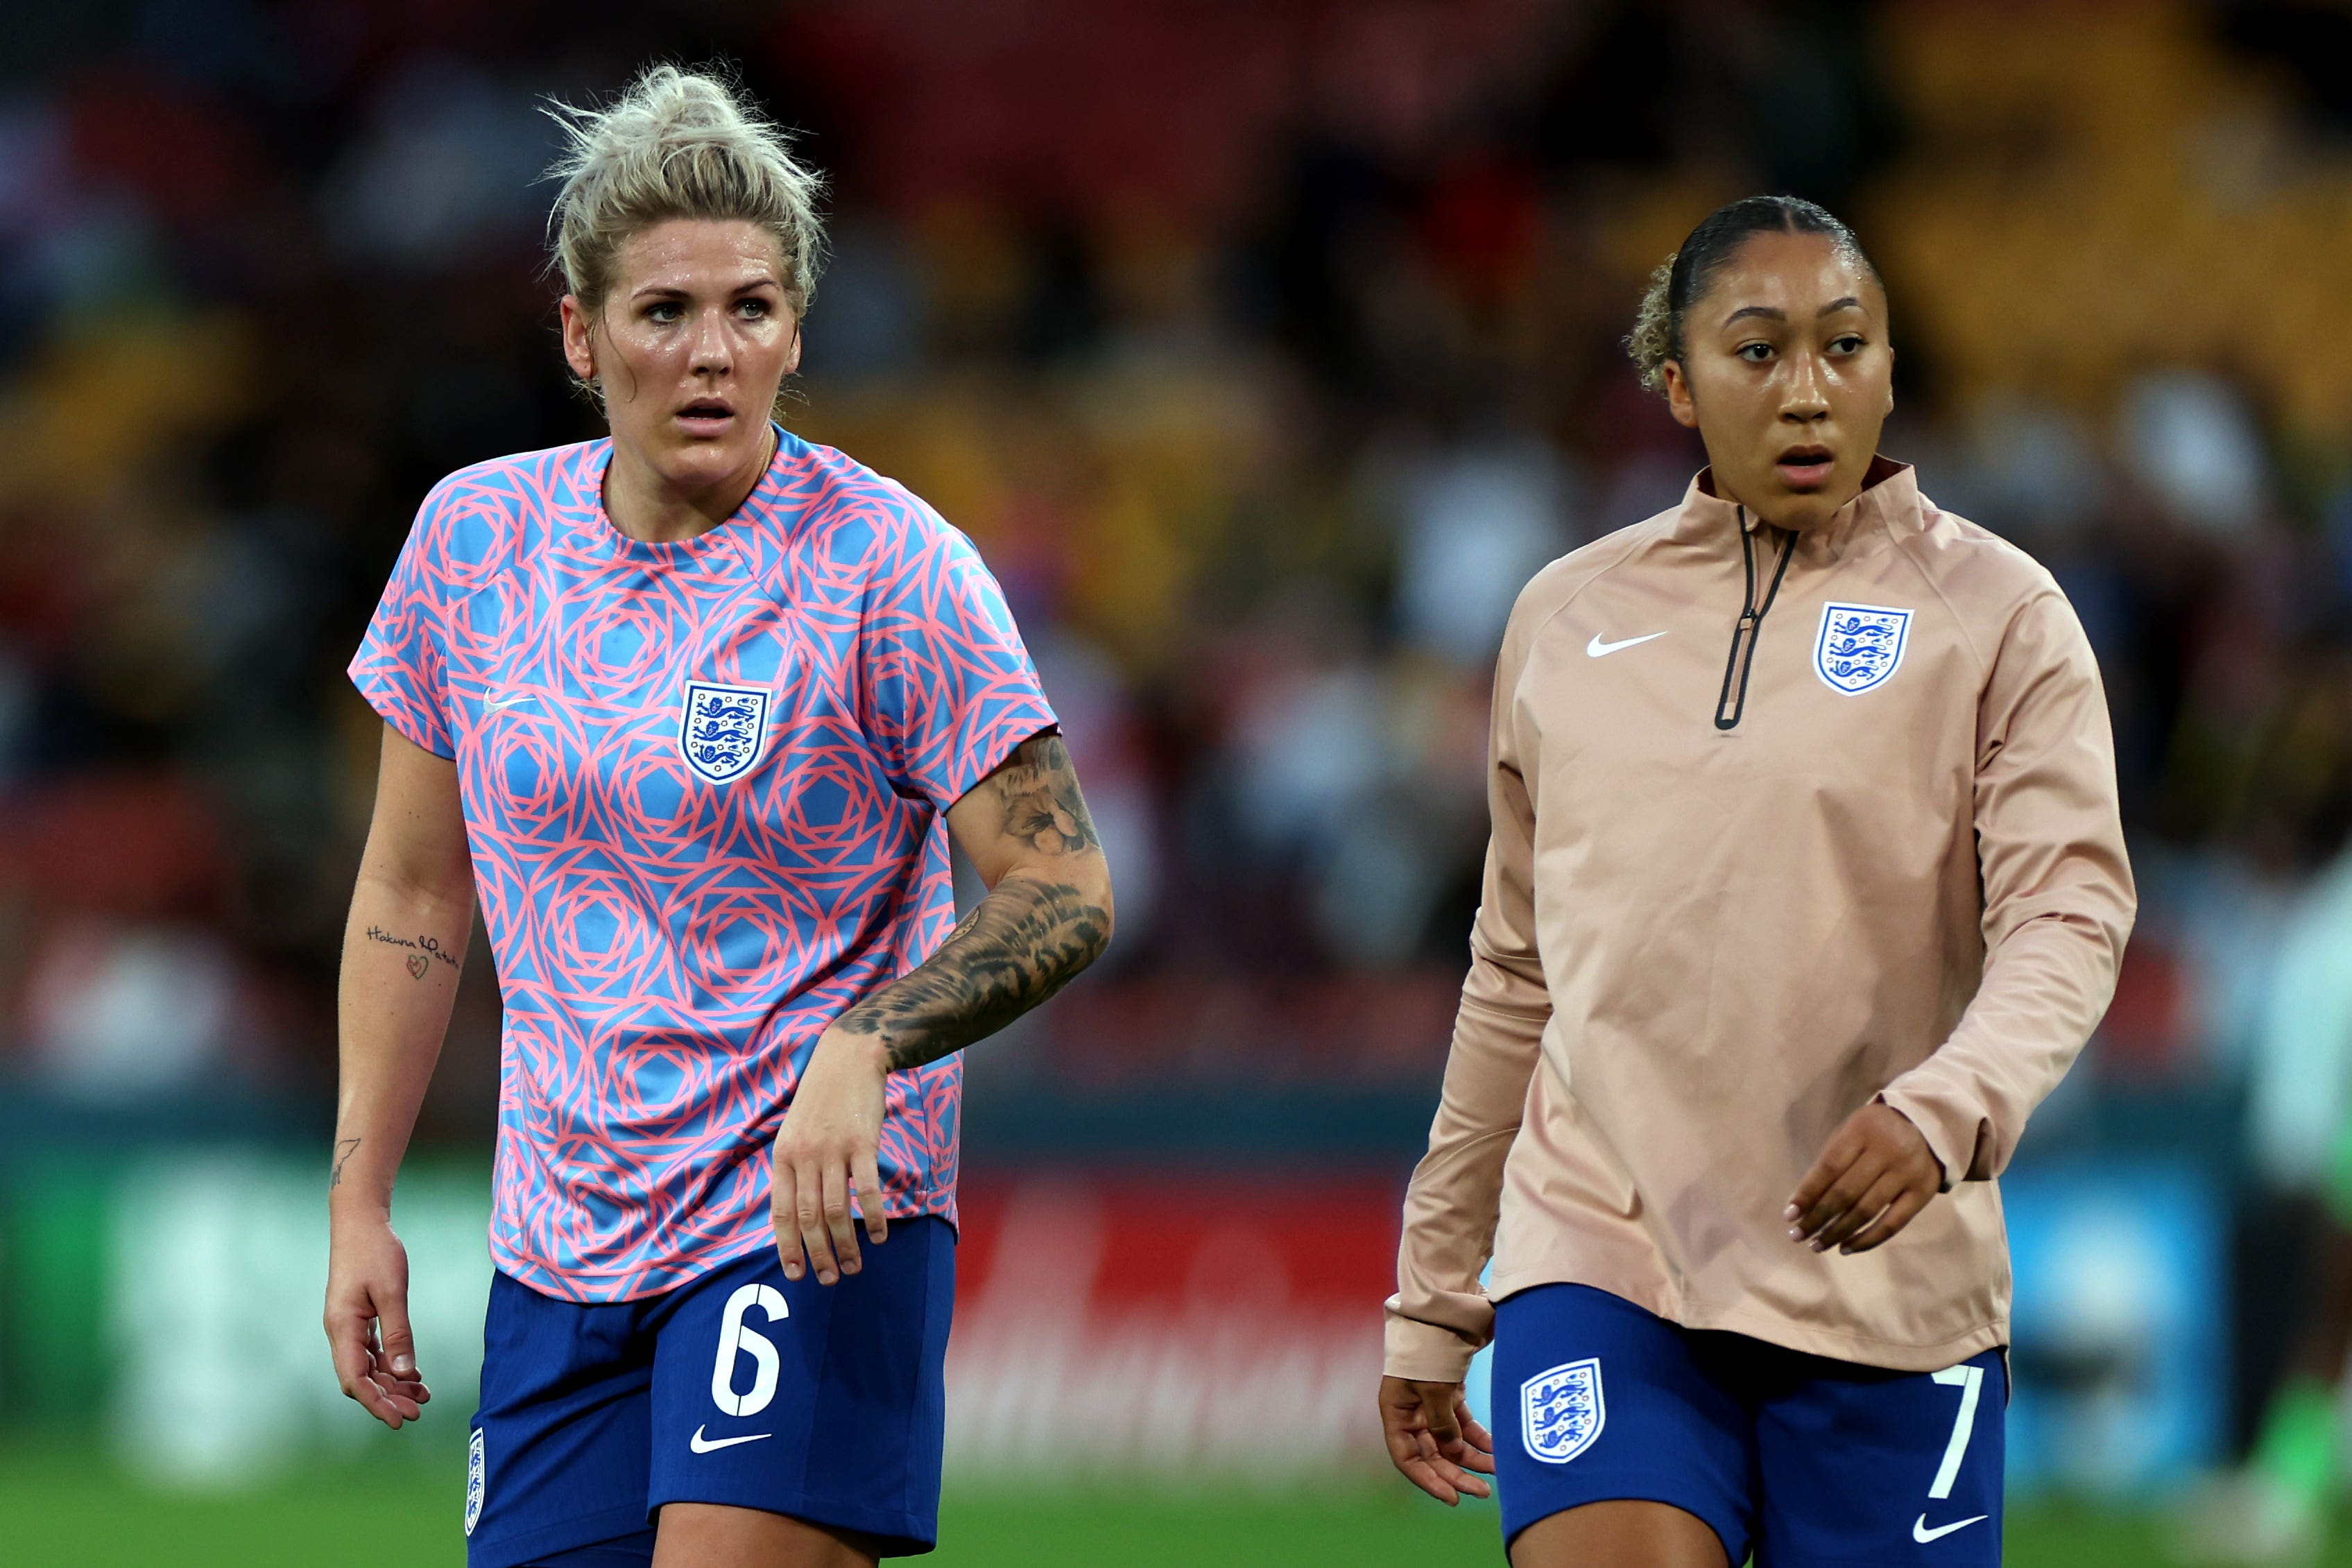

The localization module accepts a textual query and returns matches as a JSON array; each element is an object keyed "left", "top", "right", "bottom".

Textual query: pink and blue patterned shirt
[{"left": 351, "top": 429, "right": 1057, "bottom": 1301}]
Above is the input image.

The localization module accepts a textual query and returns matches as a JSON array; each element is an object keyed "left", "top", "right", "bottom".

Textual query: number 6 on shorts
[
  {"left": 1928, "top": 1363, "right": 1984, "bottom": 1500},
  {"left": 711, "top": 1283, "right": 789, "bottom": 1418}
]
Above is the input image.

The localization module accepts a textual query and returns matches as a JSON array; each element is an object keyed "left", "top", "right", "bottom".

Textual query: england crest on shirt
[
  {"left": 1521, "top": 1356, "right": 1606, "bottom": 1464},
  {"left": 679, "top": 680, "right": 773, "bottom": 783},
  {"left": 1813, "top": 601, "right": 1914, "bottom": 694}
]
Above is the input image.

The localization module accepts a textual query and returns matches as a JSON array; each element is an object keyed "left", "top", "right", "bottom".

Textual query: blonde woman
[
  {"left": 322, "top": 67, "right": 1112, "bottom": 1567},
  {"left": 1378, "top": 196, "right": 2131, "bottom": 1567}
]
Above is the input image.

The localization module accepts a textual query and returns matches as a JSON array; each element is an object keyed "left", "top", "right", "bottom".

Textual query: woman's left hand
[
  {"left": 1785, "top": 1101, "right": 1946, "bottom": 1255},
  {"left": 771, "top": 1028, "right": 891, "bottom": 1285}
]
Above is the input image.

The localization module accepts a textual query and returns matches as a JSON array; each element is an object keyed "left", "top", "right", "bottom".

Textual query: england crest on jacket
[
  {"left": 1814, "top": 601, "right": 1913, "bottom": 694},
  {"left": 1521, "top": 1356, "right": 1605, "bottom": 1464},
  {"left": 679, "top": 680, "right": 773, "bottom": 783}
]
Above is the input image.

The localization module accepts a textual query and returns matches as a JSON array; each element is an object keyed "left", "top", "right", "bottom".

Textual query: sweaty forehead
[
  {"left": 617, "top": 218, "right": 784, "bottom": 293},
  {"left": 1699, "top": 232, "right": 1881, "bottom": 327}
]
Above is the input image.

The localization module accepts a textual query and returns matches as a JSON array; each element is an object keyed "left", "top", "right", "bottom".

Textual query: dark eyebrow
[
  {"left": 628, "top": 277, "right": 782, "bottom": 302},
  {"left": 1724, "top": 296, "right": 1865, "bottom": 329}
]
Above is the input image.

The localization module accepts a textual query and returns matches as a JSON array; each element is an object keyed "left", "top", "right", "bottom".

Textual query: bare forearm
[
  {"left": 334, "top": 872, "right": 472, "bottom": 1214},
  {"left": 834, "top": 868, "right": 1110, "bottom": 1071}
]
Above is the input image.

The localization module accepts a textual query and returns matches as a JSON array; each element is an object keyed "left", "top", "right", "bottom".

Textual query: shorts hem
[
  {"left": 649, "top": 1488, "right": 936, "bottom": 1558},
  {"left": 466, "top": 1503, "right": 652, "bottom": 1568},
  {"left": 1503, "top": 1487, "right": 1743, "bottom": 1567}
]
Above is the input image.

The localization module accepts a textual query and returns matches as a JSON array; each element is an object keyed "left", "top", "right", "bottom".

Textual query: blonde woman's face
[
  {"left": 561, "top": 218, "right": 800, "bottom": 490},
  {"left": 1662, "top": 231, "right": 1894, "bottom": 532}
]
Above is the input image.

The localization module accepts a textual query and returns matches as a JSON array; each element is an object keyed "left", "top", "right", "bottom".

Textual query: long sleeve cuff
[
  {"left": 1383, "top": 1304, "right": 1482, "bottom": 1384},
  {"left": 1876, "top": 1085, "right": 1978, "bottom": 1191}
]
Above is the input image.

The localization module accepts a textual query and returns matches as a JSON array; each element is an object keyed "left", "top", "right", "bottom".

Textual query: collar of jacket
[{"left": 1666, "top": 454, "right": 1921, "bottom": 565}]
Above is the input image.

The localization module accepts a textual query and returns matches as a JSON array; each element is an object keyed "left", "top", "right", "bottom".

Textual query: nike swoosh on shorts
[
  {"left": 1912, "top": 1513, "right": 1988, "bottom": 1543},
  {"left": 689, "top": 1425, "right": 772, "bottom": 1454},
  {"left": 1586, "top": 632, "right": 1667, "bottom": 657}
]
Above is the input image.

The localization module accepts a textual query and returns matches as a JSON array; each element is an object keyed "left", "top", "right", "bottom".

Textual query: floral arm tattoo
[{"left": 834, "top": 734, "right": 1111, "bottom": 1071}]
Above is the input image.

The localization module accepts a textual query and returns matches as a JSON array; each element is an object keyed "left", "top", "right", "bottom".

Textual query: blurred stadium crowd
[{"left": 7, "top": 0, "right": 2352, "bottom": 1449}]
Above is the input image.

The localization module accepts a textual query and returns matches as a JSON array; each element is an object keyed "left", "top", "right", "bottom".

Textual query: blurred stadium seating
[{"left": 8, "top": 1, "right": 2352, "bottom": 1561}]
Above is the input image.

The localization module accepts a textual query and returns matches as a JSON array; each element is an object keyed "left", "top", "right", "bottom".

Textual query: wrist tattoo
[
  {"left": 329, "top": 1137, "right": 361, "bottom": 1191},
  {"left": 366, "top": 925, "right": 458, "bottom": 979}
]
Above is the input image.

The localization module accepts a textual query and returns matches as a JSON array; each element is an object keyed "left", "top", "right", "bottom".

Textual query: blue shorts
[
  {"left": 1493, "top": 1284, "right": 2005, "bottom": 1567},
  {"left": 464, "top": 1219, "right": 954, "bottom": 1567}
]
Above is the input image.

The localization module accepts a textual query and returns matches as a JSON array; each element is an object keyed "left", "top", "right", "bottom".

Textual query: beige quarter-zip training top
[{"left": 1386, "top": 460, "right": 2134, "bottom": 1379}]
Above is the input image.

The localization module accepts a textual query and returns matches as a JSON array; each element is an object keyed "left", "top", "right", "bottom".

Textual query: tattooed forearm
[
  {"left": 988, "top": 735, "right": 1101, "bottom": 856},
  {"left": 366, "top": 925, "right": 459, "bottom": 979},
  {"left": 832, "top": 731, "right": 1110, "bottom": 1070},
  {"left": 835, "top": 877, "right": 1110, "bottom": 1071},
  {"left": 329, "top": 1137, "right": 361, "bottom": 1191}
]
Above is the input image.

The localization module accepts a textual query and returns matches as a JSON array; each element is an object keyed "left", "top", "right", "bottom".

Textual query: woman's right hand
[
  {"left": 324, "top": 1214, "right": 431, "bottom": 1429},
  {"left": 1380, "top": 1374, "right": 1495, "bottom": 1504}
]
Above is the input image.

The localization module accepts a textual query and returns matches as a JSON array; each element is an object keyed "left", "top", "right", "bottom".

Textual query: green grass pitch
[{"left": 0, "top": 1445, "right": 2304, "bottom": 1566}]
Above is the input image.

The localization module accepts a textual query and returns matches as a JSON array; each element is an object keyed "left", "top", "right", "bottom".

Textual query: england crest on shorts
[
  {"left": 1521, "top": 1356, "right": 1606, "bottom": 1465},
  {"left": 1814, "top": 601, "right": 1913, "bottom": 695},
  {"left": 464, "top": 1427, "right": 486, "bottom": 1535},
  {"left": 679, "top": 680, "right": 773, "bottom": 784}
]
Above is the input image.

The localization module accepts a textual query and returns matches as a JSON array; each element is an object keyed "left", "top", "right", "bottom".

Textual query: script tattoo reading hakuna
[{"left": 366, "top": 925, "right": 459, "bottom": 980}]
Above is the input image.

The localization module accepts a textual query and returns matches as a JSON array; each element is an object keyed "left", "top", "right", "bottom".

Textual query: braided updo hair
[{"left": 1626, "top": 196, "right": 1880, "bottom": 396}]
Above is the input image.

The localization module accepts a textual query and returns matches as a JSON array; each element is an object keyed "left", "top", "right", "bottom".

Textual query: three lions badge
[
  {"left": 679, "top": 681, "right": 773, "bottom": 784},
  {"left": 464, "top": 1427, "right": 486, "bottom": 1535},
  {"left": 1522, "top": 1356, "right": 1606, "bottom": 1464},
  {"left": 1814, "top": 602, "right": 1912, "bottom": 695}
]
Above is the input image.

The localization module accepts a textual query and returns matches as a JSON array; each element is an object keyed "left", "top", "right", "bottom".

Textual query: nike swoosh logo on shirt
[
  {"left": 689, "top": 1425, "right": 771, "bottom": 1454},
  {"left": 1586, "top": 632, "right": 1667, "bottom": 657},
  {"left": 1912, "top": 1513, "right": 1988, "bottom": 1544},
  {"left": 483, "top": 694, "right": 538, "bottom": 712}
]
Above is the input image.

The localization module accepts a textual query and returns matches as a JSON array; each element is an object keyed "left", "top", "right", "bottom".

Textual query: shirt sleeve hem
[
  {"left": 934, "top": 706, "right": 1060, "bottom": 813},
  {"left": 351, "top": 675, "right": 455, "bottom": 761}
]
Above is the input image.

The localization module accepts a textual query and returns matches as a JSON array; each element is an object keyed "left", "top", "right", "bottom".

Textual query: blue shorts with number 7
[
  {"left": 1492, "top": 1284, "right": 2005, "bottom": 1567},
  {"left": 463, "top": 1219, "right": 954, "bottom": 1567}
]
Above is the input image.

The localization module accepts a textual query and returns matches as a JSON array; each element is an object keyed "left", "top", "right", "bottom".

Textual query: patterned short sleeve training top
[{"left": 350, "top": 428, "right": 1058, "bottom": 1302}]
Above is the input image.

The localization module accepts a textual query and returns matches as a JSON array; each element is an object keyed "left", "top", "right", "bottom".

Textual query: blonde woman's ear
[{"left": 558, "top": 295, "right": 598, "bottom": 383}]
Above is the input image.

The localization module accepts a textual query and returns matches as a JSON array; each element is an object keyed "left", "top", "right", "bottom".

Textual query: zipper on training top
[{"left": 1714, "top": 506, "right": 1797, "bottom": 732}]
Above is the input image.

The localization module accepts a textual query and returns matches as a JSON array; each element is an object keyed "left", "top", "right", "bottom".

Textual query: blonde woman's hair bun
[{"left": 543, "top": 63, "right": 827, "bottom": 323}]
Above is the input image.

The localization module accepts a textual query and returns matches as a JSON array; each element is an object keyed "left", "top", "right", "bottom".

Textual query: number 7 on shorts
[{"left": 1928, "top": 1363, "right": 1985, "bottom": 1500}]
